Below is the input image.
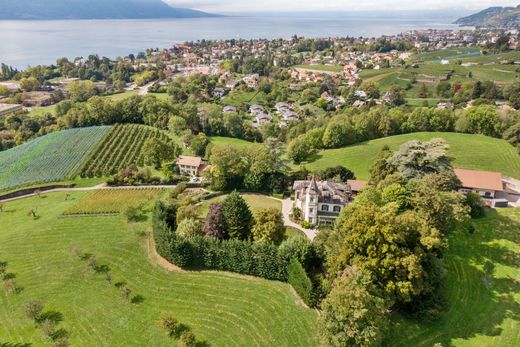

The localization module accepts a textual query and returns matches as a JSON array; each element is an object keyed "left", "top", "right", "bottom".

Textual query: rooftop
[
  {"left": 454, "top": 168, "right": 503, "bottom": 192},
  {"left": 176, "top": 156, "right": 203, "bottom": 167}
]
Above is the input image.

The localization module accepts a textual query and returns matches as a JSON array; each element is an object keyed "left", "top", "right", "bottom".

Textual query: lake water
[{"left": 0, "top": 15, "right": 465, "bottom": 68}]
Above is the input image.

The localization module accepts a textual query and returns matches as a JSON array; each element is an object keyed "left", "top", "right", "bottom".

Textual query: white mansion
[{"left": 293, "top": 178, "right": 352, "bottom": 225}]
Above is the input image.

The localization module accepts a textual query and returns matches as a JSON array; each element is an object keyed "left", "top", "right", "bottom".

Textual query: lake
[{"left": 0, "top": 15, "right": 465, "bottom": 68}]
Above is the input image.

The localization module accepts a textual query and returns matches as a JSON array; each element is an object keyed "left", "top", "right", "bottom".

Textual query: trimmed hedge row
[
  {"left": 152, "top": 200, "right": 288, "bottom": 281},
  {"left": 287, "top": 258, "right": 313, "bottom": 306}
]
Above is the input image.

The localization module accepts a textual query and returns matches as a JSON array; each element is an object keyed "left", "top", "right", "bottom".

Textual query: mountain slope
[
  {"left": 0, "top": 0, "right": 217, "bottom": 19},
  {"left": 455, "top": 5, "right": 520, "bottom": 29}
]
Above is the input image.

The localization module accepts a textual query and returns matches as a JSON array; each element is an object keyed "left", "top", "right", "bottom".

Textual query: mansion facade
[{"left": 293, "top": 178, "right": 351, "bottom": 225}]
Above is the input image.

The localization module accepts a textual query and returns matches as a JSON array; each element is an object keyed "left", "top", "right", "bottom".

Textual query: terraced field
[
  {"left": 63, "top": 188, "right": 165, "bottom": 215},
  {"left": 80, "top": 124, "right": 171, "bottom": 177},
  {"left": 0, "top": 127, "right": 110, "bottom": 191},
  {"left": 298, "top": 132, "right": 520, "bottom": 180},
  {"left": 0, "top": 192, "right": 317, "bottom": 346},
  {"left": 385, "top": 208, "right": 520, "bottom": 347}
]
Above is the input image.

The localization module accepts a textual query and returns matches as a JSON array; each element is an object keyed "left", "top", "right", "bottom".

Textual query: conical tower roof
[{"left": 307, "top": 176, "right": 319, "bottom": 193}]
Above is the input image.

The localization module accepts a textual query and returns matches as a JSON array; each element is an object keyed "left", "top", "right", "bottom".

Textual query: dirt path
[{"left": 145, "top": 231, "right": 183, "bottom": 272}]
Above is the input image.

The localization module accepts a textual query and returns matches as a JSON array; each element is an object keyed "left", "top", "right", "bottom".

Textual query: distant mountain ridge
[
  {"left": 0, "top": 0, "right": 217, "bottom": 19},
  {"left": 455, "top": 5, "right": 520, "bottom": 29}
]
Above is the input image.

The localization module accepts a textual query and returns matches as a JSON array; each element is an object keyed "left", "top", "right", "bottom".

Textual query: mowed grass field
[
  {"left": 0, "top": 192, "right": 317, "bottom": 346},
  {"left": 198, "top": 193, "right": 282, "bottom": 216},
  {"left": 298, "top": 132, "right": 520, "bottom": 180},
  {"left": 385, "top": 208, "right": 520, "bottom": 347}
]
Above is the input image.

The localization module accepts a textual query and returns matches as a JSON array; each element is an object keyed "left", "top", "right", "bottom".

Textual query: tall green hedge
[{"left": 287, "top": 258, "right": 313, "bottom": 306}]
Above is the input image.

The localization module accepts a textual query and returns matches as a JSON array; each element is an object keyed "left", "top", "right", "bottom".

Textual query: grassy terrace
[
  {"left": 0, "top": 192, "right": 317, "bottom": 346},
  {"left": 296, "top": 132, "right": 520, "bottom": 180},
  {"left": 386, "top": 208, "right": 520, "bottom": 347},
  {"left": 294, "top": 64, "right": 343, "bottom": 73}
]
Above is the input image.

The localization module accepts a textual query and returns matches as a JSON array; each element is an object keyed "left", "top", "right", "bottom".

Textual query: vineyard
[
  {"left": 0, "top": 126, "right": 110, "bottom": 191},
  {"left": 79, "top": 124, "right": 171, "bottom": 177},
  {"left": 62, "top": 188, "right": 165, "bottom": 215}
]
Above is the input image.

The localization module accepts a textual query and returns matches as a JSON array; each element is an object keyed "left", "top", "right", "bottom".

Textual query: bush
[
  {"left": 160, "top": 315, "right": 179, "bottom": 337},
  {"left": 465, "top": 192, "right": 485, "bottom": 218},
  {"left": 287, "top": 258, "right": 313, "bottom": 306},
  {"left": 24, "top": 300, "right": 44, "bottom": 320},
  {"left": 179, "top": 330, "right": 197, "bottom": 347},
  {"left": 300, "top": 220, "right": 313, "bottom": 229}
]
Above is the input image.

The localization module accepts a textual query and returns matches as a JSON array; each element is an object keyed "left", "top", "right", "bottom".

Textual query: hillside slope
[
  {"left": 297, "top": 132, "right": 520, "bottom": 180},
  {"left": 0, "top": 192, "right": 317, "bottom": 345},
  {"left": 0, "top": 0, "right": 216, "bottom": 20},
  {"left": 455, "top": 5, "right": 520, "bottom": 29}
]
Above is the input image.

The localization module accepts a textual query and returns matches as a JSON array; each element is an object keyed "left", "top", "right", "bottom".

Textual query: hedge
[
  {"left": 152, "top": 201, "right": 288, "bottom": 281},
  {"left": 287, "top": 258, "right": 313, "bottom": 306}
]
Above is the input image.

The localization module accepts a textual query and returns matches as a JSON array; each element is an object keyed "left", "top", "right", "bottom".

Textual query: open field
[
  {"left": 209, "top": 136, "right": 259, "bottom": 148},
  {"left": 63, "top": 188, "right": 165, "bottom": 215},
  {"left": 294, "top": 64, "right": 343, "bottom": 73},
  {"left": 221, "top": 90, "right": 267, "bottom": 107},
  {"left": 297, "top": 132, "right": 520, "bottom": 180},
  {"left": 199, "top": 193, "right": 282, "bottom": 216},
  {"left": 385, "top": 207, "right": 520, "bottom": 347},
  {"left": 0, "top": 192, "right": 317, "bottom": 346},
  {"left": 0, "top": 127, "right": 110, "bottom": 192}
]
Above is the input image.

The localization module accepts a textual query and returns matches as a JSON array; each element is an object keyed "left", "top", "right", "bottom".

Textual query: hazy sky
[{"left": 166, "top": 0, "right": 519, "bottom": 13}]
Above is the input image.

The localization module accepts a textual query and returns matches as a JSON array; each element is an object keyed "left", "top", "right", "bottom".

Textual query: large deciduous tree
[
  {"left": 251, "top": 208, "right": 285, "bottom": 245},
  {"left": 318, "top": 266, "right": 388, "bottom": 347},
  {"left": 141, "top": 137, "right": 179, "bottom": 169}
]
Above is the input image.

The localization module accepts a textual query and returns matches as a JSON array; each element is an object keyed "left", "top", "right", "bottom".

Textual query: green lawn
[
  {"left": 209, "top": 136, "right": 258, "bottom": 148},
  {"left": 385, "top": 207, "right": 520, "bottom": 347},
  {"left": 296, "top": 132, "right": 520, "bottom": 180},
  {"left": 199, "top": 193, "right": 282, "bottom": 216},
  {"left": 106, "top": 89, "right": 139, "bottom": 101},
  {"left": 0, "top": 192, "right": 317, "bottom": 346},
  {"left": 221, "top": 90, "right": 267, "bottom": 107},
  {"left": 294, "top": 65, "right": 343, "bottom": 73}
]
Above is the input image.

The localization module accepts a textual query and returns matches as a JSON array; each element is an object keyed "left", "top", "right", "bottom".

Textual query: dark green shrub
[{"left": 287, "top": 258, "right": 313, "bottom": 306}]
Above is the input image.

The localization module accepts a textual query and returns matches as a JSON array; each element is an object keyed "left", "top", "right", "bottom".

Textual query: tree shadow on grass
[
  {"left": 387, "top": 209, "right": 520, "bottom": 346},
  {"left": 0, "top": 343, "right": 32, "bottom": 347},
  {"left": 36, "top": 311, "right": 63, "bottom": 325}
]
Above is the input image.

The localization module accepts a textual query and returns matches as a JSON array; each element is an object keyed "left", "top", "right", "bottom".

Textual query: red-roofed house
[
  {"left": 176, "top": 156, "right": 206, "bottom": 176},
  {"left": 454, "top": 168, "right": 504, "bottom": 199}
]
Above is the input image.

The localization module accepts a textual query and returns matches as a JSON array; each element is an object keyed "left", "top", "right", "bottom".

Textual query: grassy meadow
[
  {"left": 198, "top": 193, "right": 282, "bottom": 217},
  {"left": 385, "top": 207, "right": 520, "bottom": 347},
  {"left": 0, "top": 191, "right": 317, "bottom": 346},
  {"left": 297, "top": 132, "right": 520, "bottom": 180}
]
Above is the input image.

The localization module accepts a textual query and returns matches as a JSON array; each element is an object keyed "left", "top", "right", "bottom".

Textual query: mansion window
[
  {"left": 333, "top": 206, "right": 341, "bottom": 212},
  {"left": 310, "top": 208, "right": 314, "bottom": 213},
  {"left": 322, "top": 205, "right": 329, "bottom": 211}
]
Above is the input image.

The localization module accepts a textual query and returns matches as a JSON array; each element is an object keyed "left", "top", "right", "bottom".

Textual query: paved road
[
  {"left": 280, "top": 198, "right": 316, "bottom": 240},
  {"left": 139, "top": 81, "right": 155, "bottom": 96}
]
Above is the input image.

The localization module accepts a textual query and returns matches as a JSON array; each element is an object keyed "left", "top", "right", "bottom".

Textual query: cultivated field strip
[
  {"left": 0, "top": 126, "right": 110, "bottom": 191},
  {"left": 0, "top": 192, "right": 317, "bottom": 346},
  {"left": 62, "top": 188, "right": 164, "bottom": 215},
  {"left": 79, "top": 124, "right": 171, "bottom": 177}
]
